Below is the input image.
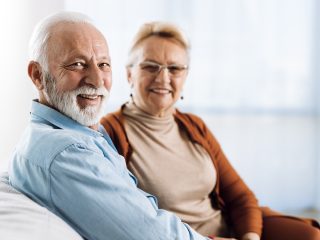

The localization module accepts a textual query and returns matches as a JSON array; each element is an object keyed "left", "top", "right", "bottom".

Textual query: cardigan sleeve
[
  {"left": 100, "top": 110, "right": 131, "bottom": 160},
  {"left": 180, "top": 113, "right": 263, "bottom": 238}
]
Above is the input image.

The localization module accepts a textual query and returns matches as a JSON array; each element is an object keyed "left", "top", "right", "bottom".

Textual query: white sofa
[{"left": 0, "top": 172, "right": 83, "bottom": 240}]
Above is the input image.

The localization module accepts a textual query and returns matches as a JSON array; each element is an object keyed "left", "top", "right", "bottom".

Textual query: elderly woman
[{"left": 100, "top": 22, "right": 319, "bottom": 240}]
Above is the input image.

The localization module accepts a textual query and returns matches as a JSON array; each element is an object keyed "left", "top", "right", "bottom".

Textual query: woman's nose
[{"left": 154, "top": 67, "right": 170, "bottom": 83}]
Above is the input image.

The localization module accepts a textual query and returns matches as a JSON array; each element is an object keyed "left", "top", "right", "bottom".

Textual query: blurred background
[{"left": 0, "top": 0, "right": 319, "bottom": 218}]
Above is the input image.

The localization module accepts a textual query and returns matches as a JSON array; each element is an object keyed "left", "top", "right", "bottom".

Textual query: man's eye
[
  {"left": 74, "top": 62, "right": 85, "bottom": 68},
  {"left": 65, "top": 62, "right": 86, "bottom": 70},
  {"left": 99, "top": 63, "right": 111, "bottom": 71}
]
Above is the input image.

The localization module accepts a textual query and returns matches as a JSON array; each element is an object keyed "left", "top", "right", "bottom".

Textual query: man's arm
[{"left": 49, "top": 144, "right": 209, "bottom": 240}]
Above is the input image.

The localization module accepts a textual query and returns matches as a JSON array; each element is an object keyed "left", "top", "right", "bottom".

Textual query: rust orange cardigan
[{"left": 100, "top": 105, "right": 319, "bottom": 238}]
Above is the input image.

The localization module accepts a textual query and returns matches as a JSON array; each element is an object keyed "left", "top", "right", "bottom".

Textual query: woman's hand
[
  {"left": 214, "top": 238, "right": 238, "bottom": 240},
  {"left": 209, "top": 231, "right": 260, "bottom": 240},
  {"left": 241, "top": 232, "right": 260, "bottom": 240}
]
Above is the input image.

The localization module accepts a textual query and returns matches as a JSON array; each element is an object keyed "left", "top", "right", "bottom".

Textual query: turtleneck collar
[{"left": 123, "top": 101, "right": 175, "bottom": 132}]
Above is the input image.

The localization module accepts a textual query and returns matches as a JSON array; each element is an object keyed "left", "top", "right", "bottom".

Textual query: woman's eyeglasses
[{"left": 139, "top": 61, "right": 188, "bottom": 77}]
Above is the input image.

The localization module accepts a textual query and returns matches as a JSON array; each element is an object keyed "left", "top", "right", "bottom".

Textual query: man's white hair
[{"left": 28, "top": 11, "right": 94, "bottom": 71}]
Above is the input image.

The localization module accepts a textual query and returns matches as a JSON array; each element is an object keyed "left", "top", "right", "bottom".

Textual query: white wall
[
  {"left": 201, "top": 114, "right": 317, "bottom": 211},
  {"left": 316, "top": 118, "right": 320, "bottom": 210},
  {"left": 314, "top": 0, "right": 320, "bottom": 210},
  {"left": 0, "top": 0, "right": 64, "bottom": 171}
]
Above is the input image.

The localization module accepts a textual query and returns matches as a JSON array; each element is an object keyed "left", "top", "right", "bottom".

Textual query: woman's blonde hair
[{"left": 127, "top": 21, "right": 190, "bottom": 66}]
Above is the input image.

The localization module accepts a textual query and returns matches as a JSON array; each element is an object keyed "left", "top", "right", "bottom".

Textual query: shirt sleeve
[{"left": 49, "top": 143, "right": 209, "bottom": 240}]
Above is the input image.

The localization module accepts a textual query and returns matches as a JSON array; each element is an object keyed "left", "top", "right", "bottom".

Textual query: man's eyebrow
[
  {"left": 65, "top": 54, "right": 111, "bottom": 62},
  {"left": 97, "top": 57, "right": 111, "bottom": 62}
]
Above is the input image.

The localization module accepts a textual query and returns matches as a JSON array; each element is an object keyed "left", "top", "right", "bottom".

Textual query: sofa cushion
[{"left": 0, "top": 172, "right": 83, "bottom": 240}]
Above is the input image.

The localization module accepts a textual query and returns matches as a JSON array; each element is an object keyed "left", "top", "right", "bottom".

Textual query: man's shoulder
[
  {"left": 16, "top": 123, "right": 93, "bottom": 169},
  {"left": 31, "top": 122, "right": 87, "bottom": 146}
]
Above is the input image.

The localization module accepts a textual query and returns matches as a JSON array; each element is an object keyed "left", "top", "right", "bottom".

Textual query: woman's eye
[
  {"left": 168, "top": 66, "right": 180, "bottom": 74},
  {"left": 142, "top": 65, "right": 159, "bottom": 73}
]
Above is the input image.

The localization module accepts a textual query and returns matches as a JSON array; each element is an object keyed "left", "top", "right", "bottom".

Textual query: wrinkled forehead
[{"left": 47, "top": 22, "right": 109, "bottom": 59}]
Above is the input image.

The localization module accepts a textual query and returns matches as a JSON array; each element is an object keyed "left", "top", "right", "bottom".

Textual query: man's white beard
[{"left": 42, "top": 72, "right": 109, "bottom": 127}]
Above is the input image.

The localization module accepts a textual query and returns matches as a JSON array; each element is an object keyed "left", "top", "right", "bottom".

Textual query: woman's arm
[{"left": 180, "top": 112, "right": 263, "bottom": 238}]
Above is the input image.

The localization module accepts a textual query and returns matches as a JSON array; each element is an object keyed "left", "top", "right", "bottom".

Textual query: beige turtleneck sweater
[{"left": 122, "top": 102, "right": 227, "bottom": 236}]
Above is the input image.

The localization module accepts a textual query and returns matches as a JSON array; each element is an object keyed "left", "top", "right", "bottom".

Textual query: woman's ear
[
  {"left": 126, "top": 66, "right": 133, "bottom": 86},
  {"left": 28, "top": 61, "right": 44, "bottom": 90}
]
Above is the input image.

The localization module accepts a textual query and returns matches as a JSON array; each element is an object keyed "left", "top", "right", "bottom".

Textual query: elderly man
[{"left": 8, "top": 11, "right": 213, "bottom": 240}]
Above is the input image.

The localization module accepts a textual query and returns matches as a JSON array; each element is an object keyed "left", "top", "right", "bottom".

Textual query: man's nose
[
  {"left": 85, "top": 65, "right": 104, "bottom": 87},
  {"left": 154, "top": 67, "right": 170, "bottom": 83}
]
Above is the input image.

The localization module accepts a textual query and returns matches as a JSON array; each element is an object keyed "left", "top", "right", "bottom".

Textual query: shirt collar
[{"left": 30, "top": 99, "right": 103, "bottom": 138}]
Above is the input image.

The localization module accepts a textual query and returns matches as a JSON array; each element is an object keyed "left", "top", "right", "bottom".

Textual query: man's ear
[{"left": 28, "top": 61, "right": 44, "bottom": 90}]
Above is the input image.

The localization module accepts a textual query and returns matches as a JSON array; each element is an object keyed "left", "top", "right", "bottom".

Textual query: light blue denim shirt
[{"left": 9, "top": 100, "right": 209, "bottom": 240}]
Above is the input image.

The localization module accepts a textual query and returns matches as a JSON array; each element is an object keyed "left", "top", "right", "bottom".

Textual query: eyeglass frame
[{"left": 132, "top": 60, "right": 189, "bottom": 77}]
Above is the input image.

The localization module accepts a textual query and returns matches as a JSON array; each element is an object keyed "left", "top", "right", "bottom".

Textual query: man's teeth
[
  {"left": 151, "top": 89, "right": 170, "bottom": 94},
  {"left": 79, "top": 94, "right": 99, "bottom": 99}
]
